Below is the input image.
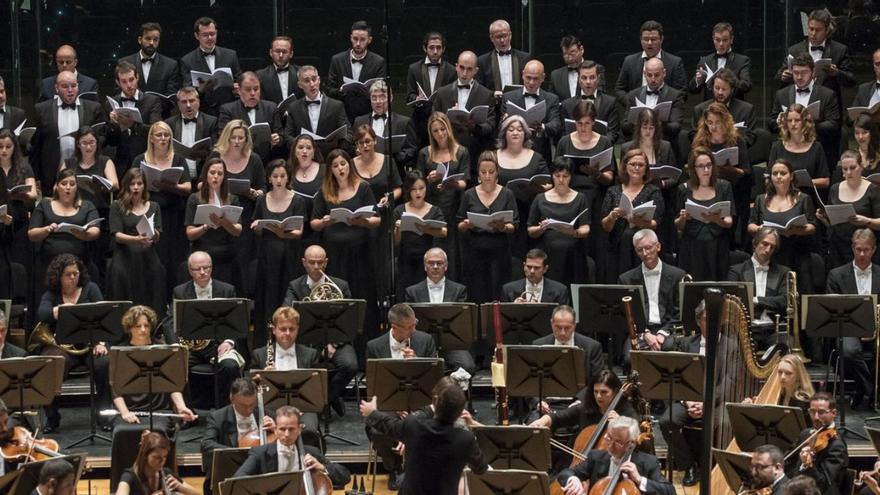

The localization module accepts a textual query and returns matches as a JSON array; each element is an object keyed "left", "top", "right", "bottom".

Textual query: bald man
[
  {"left": 620, "top": 57, "right": 685, "bottom": 156},
  {"left": 433, "top": 51, "right": 496, "bottom": 172},
  {"left": 476, "top": 20, "right": 531, "bottom": 96},
  {"left": 39, "top": 45, "right": 98, "bottom": 101},
  {"left": 500, "top": 60, "right": 561, "bottom": 161},
  {"left": 31, "top": 70, "right": 105, "bottom": 195}
]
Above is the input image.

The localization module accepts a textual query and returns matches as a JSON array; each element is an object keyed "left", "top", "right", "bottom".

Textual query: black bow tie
[
  {"left": 524, "top": 93, "right": 539, "bottom": 98},
  {"left": 372, "top": 114, "right": 387, "bottom": 120},
  {"left": 351, "top": 58, "right": 363, "bottom": 65},
  {"left": 715, "top": 53, "right": 728, "bottom": 59},
  {"left": 457, "top": 84, "right": 471, "bottom": 89},
  {"left": 0, "top": 107, "right": 5, "bottom": 114},
  {"left": 875, "top": 81, "right": 880, "bottom": 89},
  {"left": 810, "top": 45, "right": 824, "bottom": 52},
  {"left": 60, "top": 102, "right": 77, "bottom": 110},
  {"left": 496, "top": 50, "right": 512, "bottom": 56},
  {"left": 567, "top": 66, "right": 579, "bottom": 72},
  {"left": 646, "top": 89, "right": 660, "bottom": 96},
  {"left": 425, "top": 62, "right": 441, "bottom": 68},
  {"left": 304, "top": 99, "right": 321, "bottom": 106},
  {"left": 141, "top": 57, "right": 153, "bottom": 64},
  {"left": 183, "top": 117, "right": 198, "bottom": 124},
  {"left": 244, "top": 105, "right": 257, "bottom": 111},
  {"left": 200, "top": 50, "right": 215, "bottom": 58},
  {"left": 796, "top": 87, "right": 811, "bottom": 94},
  {"left": 120, "top": 96, "right": 136, "bottom": 103},
  {"left": 581, "top": 94, "right": 596, "bottom": 100},
  {"left": 275, "top": 65, "right": 289, "bottom": 74}
]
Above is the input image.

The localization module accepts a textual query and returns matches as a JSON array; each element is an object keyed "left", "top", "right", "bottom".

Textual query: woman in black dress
[
  {"left": 769, "top": 104, "right": 829, "bottom": 192},
  {"left": 250, "top": 159, "right": 307, "bottom": 343},
  {"left": 673, "top": 147, "right": 735, "bottom": 281},
  {"left": 417, "top": 112, "right": 470, "bottom": 280},
  {"left": 600, "top": 149, "right": 663, "bottom": 282},
  {"left": 185, "top": 157, "right": 243, "bottom": 289},
  {"left": 854, "top": 113, "right": 880, "bottom": 175},
  {"left": 457, "top": 151, "right": 517, "bottom": 303},
  {"left": 393, "top": 170, "right": 447, "bottom": 298},
  {"left": 212, "top": 120, "right": 266, "bottom": 294},
  {"left": 290, "top": 134, "right": 325, "bottom": 247},
  {"left": 496, "top": 115, "right": 549, "bottom": 258},
  {"left": 527, "top": 159, "right": 591, "bottom": 286},
  {"left": 34, "top": 254, "right": 107, "bottom": 432},
  {"left": 748, "top": 159, "right": 818, "bottom": 293},
  {"left": 311, "top": 149, "right": 380, "bottom": 338},
  {"left": 133, "top": 122, "right": 191, "bottom": 295},
  {"left": 107, "top": 168, "right": 165, "bottom": 311},
  {"left": 116, "top": 431, "right": 198, "bottom": 495},
  {"left": 0, "top": 128, "right": 37, "bottom": 297},
  {"left": 816, "top": 150, "right": 880, "bottom": 268}
]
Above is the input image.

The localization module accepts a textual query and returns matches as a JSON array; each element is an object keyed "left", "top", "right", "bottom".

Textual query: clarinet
[{"left": 159, "top": 467, "right": 173, "bottom": 495}]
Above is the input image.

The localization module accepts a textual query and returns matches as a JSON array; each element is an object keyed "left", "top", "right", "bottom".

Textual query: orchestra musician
[
  {"left": 116, "top": 431, "right": 198, "bottom": 495},
  {"left": 0, "top": 308, "right": 25, "bottom": 358},
  {"left": 530, "top": 369, "right": 635, "bottom": 436},
  {"left": 785, "top": 392, "right": 847, "bottom": 495},
  {"left": 32, "top": 458, "right": 78, "bottom": 495},
  {"left": 750, "top": 444, "right": 789, "bottom": 495},
  {"left": 501, "top": 249, "right": 571, "bottom": 305},
  {"left": 785, "top": 475, "right": 822, "bottom": 495}
]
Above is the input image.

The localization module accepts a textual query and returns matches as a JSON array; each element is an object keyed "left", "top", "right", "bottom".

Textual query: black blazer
[
  {"left": 558, "top": 449, "right": 675, "bottom": 495},
  {"left": 785, "top": 427, "right": 848, "bottom": 495},
  {"left": 326, "top": 50, "right": 387, "bottom": 122},
  {"left": 1, "top": 343, "right": 26, "bottom": 358},
  {"left": 282, "top": 95, "right": 350, "bottom": 154},
  {"left": 614, "top": 51, "right": 687, "bottom": 97},
  {"left": 106, "top": 92, "right": 164, "bottom": 171},
  {"left": 620, "top": 84, "right": 686, "bottom": 139},
  {"left": 255, "top": 63, "right": 304, "bottom": 104},
  {"left": 618, "top": 263, "right": 687, "bottom": 333},
  {"left": 352, "top": 111, "right": 418, "bottom": 168},
  {"left": 366, "top": 330, "right": 436, "bottom": 359},
  {"left": 432, "top": 80, "right": 496, "bottom": 148},
  {"left": 501, "top": 89, "right": 561, "bottom": 160},
  {"left": 848, "top": 80, "right": 880, "bottom": 124},
  {"left": 200, "top": 404, "right": 256, "bottom": 471},
  {"left": 475, "top": 49, "right": 530, "bottom": 92},
  {"left": 405, "top": 59, "right": 457, "bottom": 103},
  {"left": 776, "top": 39, "right": 855, "bottom": 101},
  {"left": 692, "top": 98, "right": 757, "bottom": 145},
  {"left": 39, "top": 72, "right": 98, "bottom": 101},
  {"left": 177, "top": 45, "right": 242, "bottom": 115},
  {"left": 404, "top": 279, "right": 468, "bottom": 303},
  {"left": 172, "top": 279, "right": 236, "bottom": 300},
  {"left": 500, "top": 277, "right": 570, "bottom": 306},
  {"left": 687, "top": 51, "right": 753, "bottom": 100},
  {"left": 233, "top": 441, "right": 324, "bottom": 476},
  {"left": 251, "top": 343, "right": 319, "bottom": 370},
  {"left": 217, "top": 99, "right": 281, "bottom": 163},
  {"left": 661, "top": 333, "right": 701, "bottom": 353},
  {"left": 164, "top": 112, "right": 218, "bottom": 181},
  {"left": 560, "top": 93, "right": 620, "bottom": 144},
  {"left": 119, "top": 52, "right": 181, "bottom": 96},
  {"left": 727, "top": 259, "right": 790, "bottom": 316},
  {"left": 1, "top": 105, "right": 27, "bottom": 133},
  {"left": 826, "top": 262, "right": 880, "bottom": 295},
  {"left": 532, "top": 333, "right": 605, "bottom": 381},
  {"left": 768, "top": 83, "right": 841, "bottom": 136},
  {"left": 282, "top": 275, "right": 352, "bottom": 306},
  {"left": 549, "top": 63, "right": 607, "bottom": 101},
  {"left": 30, "top": 98, "right": 104, "bottom": 192}
]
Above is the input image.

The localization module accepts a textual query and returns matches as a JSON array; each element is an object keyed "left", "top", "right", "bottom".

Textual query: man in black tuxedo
[
  {"left": 613, "top": 20, "right": 687, "bottom": 98},
  {"left": 501, "top": 248, "right": 570, "bottom": 305},
  {"left": 476, "top": 19, "right": 530, "bottom": 98},
  {"left": 177, "top": 17, "right": 242, "bottom": 116},
  {"left": 201, "top": 378, "right": 277, "bottom": 495},
  {"left": 172, "top": 251, "right": 243, "bottom": 409},
  {"left": 500, "top": 60, "right": 561, "bottom": 161},
  {"left": 826, "top": 228, "right": 880, "bottom": 409},
  {"left": 165, "top": 86, "right": 218, "bottom": 184},
  {"left": 31, "top": 458, "right": 77, "bottom": 495},
  {"left": 256, "top": 36, "right": 303, "bottom": 107},
  {"left": 406, "top": 32, "right": 457, "bottom": 151},
  {"left": 403, "top": 247, "right": 475, "bottom": 375},
  {"left": 281, "top": 245, "right": 357, "bottom": 417},
  {"left": 848, "top": 48, "right": 880, "bottom": 123},
  {"left": 282, "top": 65, "right": 351, "bottom": 157},
  {"left": 326, "top": 20, "right": 386, "bottom": 124},
  {"left": 38, "top": 45, "right": 98, "bottom": 102},
  {"left": 751, "top": 445, "right": 789, "bottom": 495},
  {"left": 785, "top": 392, "right": 848, "bottom": 495},
  {"left": 691, "top": 68, "right": 759, "bottom": 148},
  {"left": 560, "top": 60, "right": 620, "bottom": 144},
  {"left": 218, "top": 71, "right": 282, "bottom": 164},
  {"left": 106, "top": 61, "right": 163, "bottom": 175},
  {"left": 557, "top": 416, "right": 674, "bottom": 495},
  {"left": 119, "top": 22, "right": 180, "bottom": 100},
  {"left": 234, "top": 406, "right": 349, "bottom": 487},
  {"left": 776, "top": 9, "right": 855, "bottom": 109},
  {"left": 549, "top": 35, "right": 606, "bottom": 101},
  {"left": 688, "top": 22, "right": 752, "bottom": 101},
  {"left": 433, "top": 51, "right": 496, "bottom": 171},
  {"left": 30, "top": 70, "right": 104, "bottom": 196},
  {"left": 533, "top": 305, "right": 604, "bottom": 385},
  {"left": 620, "top": 57, "right": 686, "bottom": 156},
  {"left": 618, "top": 229, "right": 686, "bottom": 351},
  {"left": 769, "top": 53, "right": 841, "bottom": 169},
  {"left": 0, "top": 77, "right": 27, "bottom": 133},
  {"left": 0, "top": 308, "right": 26, "bottom": 359},
  {"left": 353, "top": 80, "right": 418, "bottom": 171}
]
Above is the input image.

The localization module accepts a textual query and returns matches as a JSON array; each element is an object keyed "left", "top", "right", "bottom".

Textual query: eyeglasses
[
  {"left": 694, "top": 164, "right": 713, "bottom": 170},
  {"left": 808, "top": 408, "right": 832, "bottom": 415},
  {"left": 425, "top": 261, "right": 447, "bottom": 268}
]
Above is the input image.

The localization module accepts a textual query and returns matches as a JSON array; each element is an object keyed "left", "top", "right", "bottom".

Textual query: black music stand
[
  {"left": 293, "top": 299, "right": 365, "bottom": 446},
  {"left": 680, "top": 282, "right": 753, "bottom": 334},
  {"left": 56, "top": 301, "right": 130, "bottom": 447},
  {"left": 726, "top": 403, "right": 807, "bottom": 451},
  {"left": 478, "top": 303, "right": 556, "bottom": 345},
  {"left": 504, "top": 346, "right": 586, "bottom": 416},
  {"left": 211, "top": 447, "right": 250, "bottom": 495},
  {"left": 472, "top": 426, "right": 551, "bottom": 471},
  {"left": 12, "top": 453, "right": 87, "bottom": 495},
  {"left": 0, "top": 356, "right": 64, "bottom": 429},
  {"left": 465, "top": 470, "right": 550, "bottom": 495},
  {"left": 0, "top": 470, "right": 20, "bottom": 495},
  {"left": 109, "top": 344, "right": 189, "bottom": 431},
  {"left": 218, "top": 471, "right": 303, "bottom": 495},
  {"left": 630, "top": 350, "right": 705, "bottom": 478},
  {"left": 247, "top": 369, "right": 328, "bottom": 413},
  {"left": 804, "top": 294, "right": 875, "bottom": 440},
  {"left": 712, "top": 448, "right": 754, "bottom": 493},
  {"left": 410, "top": 303, "right": 478, "bottom": 353},
  {"left": 575, "top": 285, "right": 645, "bottom": 362},
  {"left": 366, "top": 358, "right": 445, "bottom": 412}
]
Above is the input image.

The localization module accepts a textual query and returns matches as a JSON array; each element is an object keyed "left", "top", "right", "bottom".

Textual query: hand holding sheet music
[{"left": 466, "top": 210, "right": 514, "bottom": 232}]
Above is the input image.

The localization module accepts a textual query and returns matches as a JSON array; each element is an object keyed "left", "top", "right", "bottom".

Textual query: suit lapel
[
  {"left": 872, "top": 266, "right": 880, "bottom": 295},
  {"left": 490, "top": 54, "right": 502, "bottom": 91}
]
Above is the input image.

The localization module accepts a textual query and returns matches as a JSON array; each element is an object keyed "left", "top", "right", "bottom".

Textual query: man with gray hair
[
  {"left": 282, "top": 65, "right": 350, "bottom": 156},
  {"left": 352, "top": 80, "right": 418, "bottom": 170},
  {"left": 476, "top": 19, "right": 530, "bottom": 97},
  {"left": 0, "top": 308, "right": 26, "bottom": 358},
  {"left": 557, "top": 415, "right": 674, "bottom": 495}
]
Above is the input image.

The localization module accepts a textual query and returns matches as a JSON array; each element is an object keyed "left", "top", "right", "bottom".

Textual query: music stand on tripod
[
  {"left": 726, "top": 403, "right": 807, "bottom": 451},
  {"left": 478, "top": 303, "right": 556, "bottom": 345},
  {"left": 712, "top": 449, "right": 754, "bottom": 493},
  {"left": 54, "top": 301, "right": 130, "bottom": 448},
  {"left": 472, "top": 425, "right": 551, "bottom": 471},
  {"left": 575, "top": 285, "right": 645, "bottom": 367},
  {"left": 11, "top": 453, "right": 88, "bottom": 495},
  {"left": 504, "top": 345, "right": 586, "bottom": 420},
  {"left": 465, "top": 470, "right": 550, "bottom": 495},
  {"left": 630, "top": 350, "right": 705, "bottom": 478},
  {"left": 248, "top": 368, "right": 328, "bottom": 446},
  {"left": 410, "top": 302, "right": 477, "bottom": 357},
  {"left": 109, "top": 344, "right": 189, "bottom": 431},
  {"left": 218, "top": 471, "right": 304, "bottom": 495},
  {"left": 293, "top": 299, "right": 365, "bottom": 446},
  {"left": 804, "top": 294, "right": 875, "bottom": 440},
  {"left": 0, "top": 356, "right": 64, "bottom": 434}
]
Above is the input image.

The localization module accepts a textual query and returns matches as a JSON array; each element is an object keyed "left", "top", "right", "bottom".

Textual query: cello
[
  {"left": 238, "top": 374, "right": 277, "bottom": 448},
  {"left": 586, "top": 444, "right": 640, "bottom": 495},
  {"left": 567, "top": 372, "right": 640, "bottom": 467},
  {"left": 297, "top": 436, "right": 333, "bottom": 495}
]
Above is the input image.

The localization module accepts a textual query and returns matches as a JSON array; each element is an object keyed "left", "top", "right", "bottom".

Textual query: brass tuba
[
  {"left": 303, "top": 272, "right": 345, "bottom": 301},
  {"left": 27, "top": 322, "right": 90, "bottom": 355}
]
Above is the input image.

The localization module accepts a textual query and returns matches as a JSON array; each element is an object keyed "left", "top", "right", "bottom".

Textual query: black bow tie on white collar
[
  {"left": 457, "top": 84, "right": 471, "bottom": 89},
  {"left": 351, "top": 58, "right": 363, "bottom": 65},
  {"left": 425, "top": 62, "right": 441, "bottom": 68},
  {"left": 200, "top": 50, "right": 215, "bottom": 57},
  {"left": 524, "top": 92, "right": 539, "bottom": 98},
  {"left": 581, "top": 94, "right": 596, "bottom": 100},
  {"left": 275, "top": 65, "right": 289, "bottom": 74},
  {"left": 120, "top": 96, "right": 137, "bottom": 103},
  {"left": 183, "top": 117, "right": 197, "bottom": 124},
  {"left": 304, "top": 99, "right": 321, "bottom": 106},
  {"left": 645, "top": 89, "right": 660, "bottom": 96},
  {"left": 810, "top": 45, "right": 824, "bottom": 52},
  {"left": 496, "top": 49, "right": 512, "bottom": 56},
  {"left": 372, "top": 113, "right": 387, "bottom": 120},
  {"left": 796, "top": 87, "right": 810, "bottom": 94},
  {"left": 141, "top": 57, "right": 153, "bottom": 64},
  {"left": 60, "top": 102, "right": 77, "bottom": 110},
  {"left": 567, "top": 66, "right": 579, "bottom": 72}
]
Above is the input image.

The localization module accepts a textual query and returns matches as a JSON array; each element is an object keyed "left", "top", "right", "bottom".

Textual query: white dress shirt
[
  {"left": 854, "top": 262, "right": 872, "bottom": 295},
  {"left": 274, "top": 343, "right": 298, "bottom": 370},
  {"left": 305, "top": 94, "right": 322, "bottom": 132},
  {"left": 642, "top": 261, "right": 663, "bottom": 325},
  {"left": 525, "top": 278, "right": 544, "bottom": 302},
  {"left": 497, "top": 51, "right": 513, "bottom": 89},
  {"left": 567, "top": 66, "right": 579, "bottom": 98},
  {"left": 203, "top": 51, "right": 216, "bottom": 72},
  {"left": 276, "top": 66, "right": 290, "bottom": 100},
  {"left": 389, "top": 333, "right": 410, "bottom": 359},
  {"left": 751, "top": 256, "right": 773, "bottom": 325},
  {"left": 870, "top": 80, "right": 880, "bottom": 109},
  {"left": 554, "top": 336, "right": 575, "bottom": 347},
  {"left": 808, "top": 44, "right": 825, "bottom": 63},
  {"left": 56, "top": 97, "right": 80, "bottom": 161},
  {"left": 794, "top": 80, "right": 814, "bottom": 108},
  {"left": 194, "top": 280, "right": 213, "bottom": 299},
  {"left": 645, "top": 84, "right": 663, "bottom": 108},
  {"left": 0, "top": 105, "right": 5, "bottom": 129},
  {"left": 427, "top": 277, "right": 446, "bottom": 304},
  {"left": 140, "top": 50, "right": 153, "bottom": 83},
  {"left": 456, "top": 80, "right": 472, "bottom": 109},
  {"left": 277, "top": 442, "right": 300, "bottom": 472},
  {"left": 522, "top": 88, "right": 540, "bottom": 110},
  {"left": 425, "top": 57, "right": 439, "bottom": 93},
  {"left": 247, "top": 107, "right": 257, "bottom": 125},
  {"left": 235, "top": 410, "right": 256, "bottom": 438},
  {"left": 350, "top": 50, "right": 365, "bottom": 81},
  {"left": 715, "top": 52, "right": 729, "bottom": 70},
  {"left": 371, "top": 113, "right": 387, "bottom": 139},
  {"left": 181, "top": 114, "right": 199, "bottom": 176}
]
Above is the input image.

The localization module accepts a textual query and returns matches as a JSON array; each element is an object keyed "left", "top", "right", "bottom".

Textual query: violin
[
  {"left": 238, "top": 375, "right": 277, "bottom": 448},
  {"left": 0, "top": 426, "right": 61, "bottom": 462},
  {"left": 783, "top": 424, "right": 837, "bottom": 469},
  {"left": 588, "top": 445, "right": 640, "bottom": 495}
]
